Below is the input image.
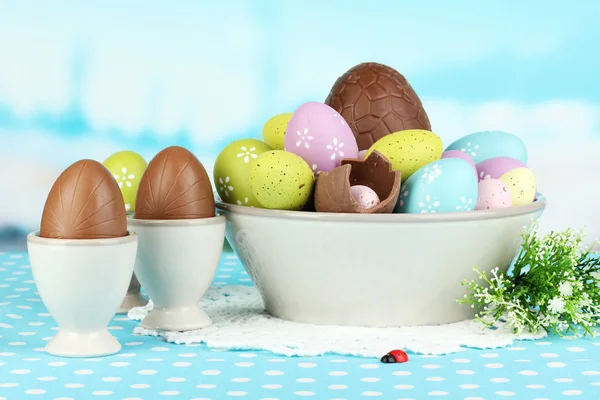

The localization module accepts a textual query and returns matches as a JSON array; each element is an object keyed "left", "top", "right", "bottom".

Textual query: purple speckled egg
[
  {"left": 350, "top": 185, "right": 380, "bottom": 209},
  {"left": 476, "top": 156, "right": 536, "bottom": 206},
  {"left": 476, "top": 156, "right": 526, "bottom": 181},
  {"left": 441, "top": 150, "right": 477, "bottom": 175},
  {"left": 476, "top": 179, "right": 513, "bottom": 210},
  {"left": 284, "top": 102, "right": 358, "bottom": 176}
]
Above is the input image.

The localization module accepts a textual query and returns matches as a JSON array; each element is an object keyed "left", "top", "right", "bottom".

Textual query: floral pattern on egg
[{"left": 395, "top": 158, "right": 478, "bottom": 214}]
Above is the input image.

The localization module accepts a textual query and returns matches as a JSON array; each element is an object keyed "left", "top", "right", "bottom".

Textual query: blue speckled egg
[
  {"left": 395, "top": 158, "right": 478, "bottom": 214},
  {"left": 444, "top": 130, "right": 528, "bottom": 164}
]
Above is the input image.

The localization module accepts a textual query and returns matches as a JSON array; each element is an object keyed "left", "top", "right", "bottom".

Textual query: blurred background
[{"left": 1, "top": 0, "right": 599, "bottom": 251}]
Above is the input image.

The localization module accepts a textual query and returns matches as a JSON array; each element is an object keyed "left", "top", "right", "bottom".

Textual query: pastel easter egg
[
  {"left": 103, "top": 150, "right": 147, "bottom": 212},
  {"left": 476, "top": 157, "right": 536, "bottom": 206},
  {"left": 366, "top": 129, "right": 443, "bottom": 180},
  {"left": 395, "top": 158, "right": 478, "bottom": 214},
  {"left": 441, "top": 150, "right": 477, "bottom": 175},
  {"left": 249, "top": 150, "right": 315, "bottom": 210},
  {"left": 350, "top": 185, "right": 381, "bottom": 209},
  {"left": 475, "top": 179, "right": 513, "bottom": 210},
  {"left": 214, "top": 139, "right": 272, "bottom": 207},
  {"left": 284, "top": 101, "right": 359, "bottom": 176},
  {"left": 262, "top": 112, "right": 292, "bottom": 150},
  {"left": 445, "top": 130, "right": 528, "bottom": 164}
]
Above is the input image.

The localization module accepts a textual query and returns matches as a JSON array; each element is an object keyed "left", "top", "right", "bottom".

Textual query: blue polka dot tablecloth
[{"left": 1, "top": 251, "right": 600, "bottom": 400}]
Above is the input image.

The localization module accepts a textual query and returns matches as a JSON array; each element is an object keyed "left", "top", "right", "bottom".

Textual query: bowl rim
[
  {"left": 215, "top": 198, "right": 547, "bottom": 223},
  {"left": 27, "top": 231, "right": 137, "bottom": 246},
  {"left": 127, "top": 213, "right": 225, "bottom": 227}
]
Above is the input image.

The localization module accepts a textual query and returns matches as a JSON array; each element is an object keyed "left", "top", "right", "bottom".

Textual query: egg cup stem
[
  {"left": 117, "top": 291, "right": 149, "bottom": 314},
  {"left": 46, "top": 329, "right": 121, "bottom": 358},
  {"left": 140, "top": 305, "right": 211, "bottom": 332}
]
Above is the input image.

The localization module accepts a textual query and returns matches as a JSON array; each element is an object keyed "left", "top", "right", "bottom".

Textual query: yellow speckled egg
[
  {"left": 249, "top": 150, "right": 314, "bottom": 210},
  {"left": 499, "top": 167, "right": 536, "bottom": 206},
  {"left": 365, "top": 129, "right": 443, "bottom": 179},
  {"left": 262, "top": 113, "right": 292, "bottom": 150}
]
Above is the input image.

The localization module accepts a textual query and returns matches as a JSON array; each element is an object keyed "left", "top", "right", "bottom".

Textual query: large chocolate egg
[
  {"left": 135, "top": 146, "right": 215, "bottom": 219},
  {"left": 40, "top": 159, "right": 128, "bottom": 239},
  {"left": 325, "top": 62, "right": 431, "bottom": 151}
]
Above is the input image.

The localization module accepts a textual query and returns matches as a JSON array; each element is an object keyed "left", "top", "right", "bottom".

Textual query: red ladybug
[{"left": 380, "top": 349, "right": 409, "bottom": 363}]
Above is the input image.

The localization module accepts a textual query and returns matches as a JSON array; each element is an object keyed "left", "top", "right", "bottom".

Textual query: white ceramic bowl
[
  {"left": 27, "top": 232, "right": 137, "bottom": 357},
  {"left": 128, "top": 215, "right": 226, "bottom": 331},
  {"left": 216, "top": 199, "right": 547, "bottom": 328}
]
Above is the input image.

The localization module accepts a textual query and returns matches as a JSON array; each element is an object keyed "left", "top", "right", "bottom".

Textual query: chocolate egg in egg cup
[
  {"left": 27, "top": 160, "right": 138, "bottom": 357},
  {"left": 314, "top": 150, "right": 401, "bottom": 213},
  {"left": 129, "top": 146, "right": 225, "bottom": 332}
]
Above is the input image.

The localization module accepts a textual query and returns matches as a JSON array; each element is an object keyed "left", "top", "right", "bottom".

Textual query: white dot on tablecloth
[
  {"left": 235, "top": 362, "right": 254, "bottom": 367},
  {"left": 456, "top": 370, "right": 475, "bottom": 375},
  {"left": 265, "top": 370, "right": 284, "bottom": 376},
  {"left": 64, "top": 384, "right": 84, "bottom": 388},
  {"left": 93, "top": 391, "right": 113, "bottom": 396},
  {"left": 23, "top": 358, "right": 40, "bottom": 361},
  {"left": 74, "top": 369, "right": 94, "bottom": 375},
  {"left": 329, "top": 371, "right": 348, "bottom": 376},
  {"left": 423, "top": 364, "right": 441, "bottom": 369},
  {"left": 37, "top": 377, "right": 57, "bottom": 381},
  {"left": 11, "top": 369, "right": 30, "bottom": 374},
  {"left": 48, "top": 361, "right": 67, "bottom": 366},
  {"left": 394, "top": 384, "right": 414, "bottom": 390},
  {"left": 426, "top": 377, "right": 445, "bottom": 382},
  {"left": 0, "top": 323, "right": 13, "bottom": 328},
  {"left": 495, "top": 391, "right": 516, "bottom": 397},
  {"left": 263, "top": 384, "right": 283, "bottom": 389},
  {"left": 268, "top": 358, "right": 286, "bottom": 363},
  {"left": 208, "top": 358, "right": 225, "bottom": 362},
  {"left": 555, "top": 378, "right": 574, "bottom": 382},
  {"left": 293, "top": 392, "right": 315, "bottom": 397},
  {"left": 160, "top": 391, "right": 180, "bottom": 396},
  {"left": 110, "top": 362, "right": 129, "bottom": 367},
  {"left": 202, "top": 370, "right": 221, "bottom": 375},
  {"left": 5, "top": 314, "right": 21, "bottom": 319},
  {"left": 535, "top": 341, "right": 552, "bottom": 346},
  {"left": 138, "top": 369, "right": 157, "bottom": 375},
  {"left": 460, "top": 384, "right": 480, "bottom": 389},
  {"left": 239, "top": 353, "right": 257, "bottom": 358},
  {"left": 451, "top": 358, "right": 471, "bottom": 363},
  {"left": 0, "top": 352, "right": 16, "bottom": 356},
  {"left": 540, "top": 353, "right": 558, "bottom": 358},
  {"left": 196, "top": 384, "right": 216, "bottom": 389},
  {"left": 392, "top": 371, "right": 412, "bottom": 376},
  {"left": 0, "top": 383, "right": 18, "bottom": 387},
  {"left": 526, "top": 385, "right": 545, "bottom": 389},
  {"left": 428, "top": 391, "right": 448, "bottom": 396},
  {"left": 360, "top": 364, "right": 379, "bottom": 369},
  {"left": 152, "top": 347, "right": 170, "bottom": 352},
  {"left": 227, "top": 391, "right": 248, "bottom": 396},
  {"left": 519, "top": 370, "right": 538, "bottom": 376},
  {"left": 24, "top": 389, "right": 45, "bottom": 395},
  {"left": 362, "top": 391, "right": 382, "bottom": 397},
  {"left": 547, "top": 362, "right": 566, "bottom": 368},
  {"left": 231, "top": 378, "right": 250, "bottom": 383},
  {"left": 178, "top": 353, "right": 196, "bottom": 358},
  {"left": 131, "top": 384, "right": 150, "bottom": 389},
  {"left": 485, "top": 363, "right": 504, "bottom": 369},
  {"left": 361, "top": 377, "right": 380, "bottom": 382},
  {"left": 583, "top": 370, "right": 600, "bottom": 375},
  {"left": 481, "top": 353, "right": 499, "bottom": 358},
  {"left": 101, "top": 377, "right": 121, "bottom": 382},
  {"left": 126, "top": 342, "right": 143, "bottom": 346},
  {"left": 117, "top": 353, "right": 136, "bottom": 358},
  {"left": 568, "top": 347, "right": 585, "bottom": 352},
  {"left": 329, "top": 359, "right": 348, "bottom": 363},
  {"left": 146, "top": 358, "right": 163, "bottom": 362},
  {"left": 490, "top": 378, "right": 510, "bottom": 383},
  {"left": 173, "top": 362, "right": 191, "bottom": 367},
  {"left": 296, "top": 378, "right": 315, "bottom": 383},
  {"left": 298, "top": 362, "right": 317, "bottom": 368},
  {"left": 562, "top": 390, "right": 583, "bottom": 396}
]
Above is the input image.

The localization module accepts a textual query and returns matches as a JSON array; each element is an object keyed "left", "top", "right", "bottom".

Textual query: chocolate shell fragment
[{"left": 314, "top": 151, "right": 401, "bottom": 214}]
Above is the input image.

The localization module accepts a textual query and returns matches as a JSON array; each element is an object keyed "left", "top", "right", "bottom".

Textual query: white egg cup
[
  {"left": 27, "top": 232, "right": 138, "bottom": 357},
  {"left": 117, "top": 273, "right": 148, "bottom": 314},
  {"left": 127, "top": 215, "right": 225, "bottom": 331}
]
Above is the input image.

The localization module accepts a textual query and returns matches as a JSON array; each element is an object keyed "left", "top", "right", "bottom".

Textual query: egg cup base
[
  {"left": 117, "top": 291, "right": 149, "bottom": 314},
  {"left": 45, "top": 329, "right": 121, "bottom": 358},
  {"left": 140, "top": 305, "right": 212, "bottom": 332}
]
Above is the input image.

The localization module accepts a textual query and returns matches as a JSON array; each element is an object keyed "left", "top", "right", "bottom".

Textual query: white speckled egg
[
  {"left": 395, "top": 158, "right": 478, "bottom": 214},
  {"left": 476, "top": 179, "right": 513, "bottom": 210},
  {"left": 350, "top": 185, "right": 380, "bottom": 209},
  {"left": 445, "top": 130, "right": 528, "bottom": 164}
]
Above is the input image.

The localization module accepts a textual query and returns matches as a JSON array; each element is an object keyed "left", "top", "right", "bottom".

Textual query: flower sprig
[{"left": 458, "top": 223, "right": 600, "bottom": 336}]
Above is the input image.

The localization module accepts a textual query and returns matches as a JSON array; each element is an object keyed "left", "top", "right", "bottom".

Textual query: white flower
[
  {"left": 456, "top": 196, "right": 474, "bottom": 211},
  {"left": 417, "top": 194, "right": 440, "bottom": 214},
  {"left": 558, "top": 281, "right": 573, "bottom": 297},
  {"left": 548, "top": 297, "right": 565, "bottom": 314},
  {"left": 113, "top": 167, "right": 136, "bottom": 189},
  {"left": 478, "top": 170, "right": 491, "bottom": 180},
  {"left": 421, "top": 164, "right": 443, "bottom": 184},
  {"left": 460, "top": 142, "right": 480, "bottom": 157},
  {"left": 236, "top": 146, "right": 258, "bottom": 163},
  {"left": 399, "top": 189, "right": 409, "bottom": 207},
  {"left": 218, "top": 176, "right": 234, "bottom": 198},
  {"left": 311, "top": 164, "right": 320, "bottom": 175},
  {"left": 295, "top": 128, "right": 313, "bottom": 149},
  {"left": 326, "top": 138, "right": 345, "bottom": 160},
  {"left": 236, "top": 197, "right": 249, "bottom": 206}
]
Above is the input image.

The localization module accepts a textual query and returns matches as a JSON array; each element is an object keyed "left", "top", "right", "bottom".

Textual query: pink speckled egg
[
  {"left": 442, "top": 150, "right": 477, "bottom": 175},
  {"left": 350, "top": 185, "right": 380, "bottom": 209},
  {"left": 285, "top": 102, "right": 359, "bottom": 176},
  {"left": 476, "top": 179, "right": 513, "bottom": 210},
  {"left": 476, "top": 156, "right": 536, "bottom": 206}
]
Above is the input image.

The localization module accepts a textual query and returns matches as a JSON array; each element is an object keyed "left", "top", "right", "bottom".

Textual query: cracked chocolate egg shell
[
  {"left": 314, "top": 151, "right": 401, "bottom": 213},
  {"left": 40, "top": 159, "right": 128, "bottom": 239},
  {"left": 325, "top": 62, "right": 431, "bottom": 151},
  {"left": 135, "top": 146, "right": 215, "bottom": 219}
]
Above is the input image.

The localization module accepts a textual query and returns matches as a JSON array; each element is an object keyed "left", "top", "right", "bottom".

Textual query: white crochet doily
[{"left": 128, "top": 285, "right": 546, "bottom": 357}]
